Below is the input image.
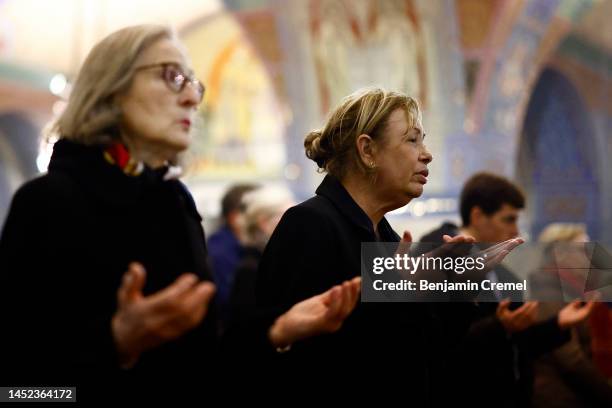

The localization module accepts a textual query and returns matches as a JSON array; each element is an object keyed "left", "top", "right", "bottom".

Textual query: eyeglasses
[{"left": 134, "top": 62, "right": 205, "bottom": 102}]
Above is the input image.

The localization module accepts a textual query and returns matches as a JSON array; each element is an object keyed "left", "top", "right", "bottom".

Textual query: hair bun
[{"left": 304, "top": 130, "right": 328, "bottom": 168}]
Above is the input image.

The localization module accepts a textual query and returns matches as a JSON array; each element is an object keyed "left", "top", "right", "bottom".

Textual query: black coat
[
  {"left": 228, "top": 246, "right": 263, "bottom": 326},
  {"left": 0, "top": 139, "right": 218, "bottom": 398},
  {"left": 251, "top": 175, "right": 458, "bottom": 404}
]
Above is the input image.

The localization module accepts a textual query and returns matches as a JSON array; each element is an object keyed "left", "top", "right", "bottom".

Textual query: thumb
[
  {"left": 117, "top": 262, "right": 146, "bottom": 306},
  {"left": 195, "top": 281, "right": 217, "bottom": 308},
  {"left": 401, "top": 230, "right": 413, "bottom": 243},
  {"left": 396, "top": 230, "right": 413, "bottom": 257},
  {"left": 582, "top": 300, "right": 597, "bottom": 316},
  {"left": 323, "top": 286, "right": 348, "bottom": 333},
  {"left": 323, "top": 285, "right": 343, "bottom": 316}
]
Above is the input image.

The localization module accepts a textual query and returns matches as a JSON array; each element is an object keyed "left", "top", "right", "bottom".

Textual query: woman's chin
[
  {"left": 167, "top": 134, "right": 191, "bottom": 152},
  {"left": 408, "top": 183, "right": 424, "bottom": 198}
]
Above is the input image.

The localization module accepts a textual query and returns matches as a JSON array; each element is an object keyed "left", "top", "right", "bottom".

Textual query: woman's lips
[
  {"left": 414, "top": 170, "right": 428, "bottom": 184},
  {"left": 415, "top": 174, "right": 428, "bottom": 184},
  {"left": 179, "top": 119, "right": 191, "bottom": 130}
]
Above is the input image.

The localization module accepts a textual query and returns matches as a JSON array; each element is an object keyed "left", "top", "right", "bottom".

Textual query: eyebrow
[
  {"left": 174, "top": 63, "right": 195, "bottom": 77},
  {"left": 403, "top": 127, "right": 425, "bottom": 139},
  {"left": 155, "top": 60, "right": 195, "bottom": 76}
]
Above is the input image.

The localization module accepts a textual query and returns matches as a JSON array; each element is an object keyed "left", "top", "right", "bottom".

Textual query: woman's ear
[{"left": 356, "top": 133, "right": 376, "bottom": 168}]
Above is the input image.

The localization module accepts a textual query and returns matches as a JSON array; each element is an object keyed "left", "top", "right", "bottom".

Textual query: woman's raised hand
[
  {"left": 112, "top": 262, "right": 216, "bottom": 367},
  {"left": 268, "top": 277, "right": 361, "bottom": 349}
]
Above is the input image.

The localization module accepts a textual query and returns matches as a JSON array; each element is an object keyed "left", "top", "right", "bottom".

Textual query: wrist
[
  {"left": 268, "top": 314, "right": 293, "bottom": 350},
  {"left": 111, "top": 315, "right": 142, "bottom": 368},
  {"left": 497, "top": 317, "right": 516, "bottom": 334}
]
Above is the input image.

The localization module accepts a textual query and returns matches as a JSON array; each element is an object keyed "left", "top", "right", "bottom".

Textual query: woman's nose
[
  {"left": 179, "top": 82, "right": 201, "bottom": 107},
  {"left": 420, "top": 145, "right": 433, "bottom": 163}
]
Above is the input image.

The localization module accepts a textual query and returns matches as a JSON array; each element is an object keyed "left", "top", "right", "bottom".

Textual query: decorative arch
[{"left": 517, "top": 67, "right": 600, "bottom": 240}]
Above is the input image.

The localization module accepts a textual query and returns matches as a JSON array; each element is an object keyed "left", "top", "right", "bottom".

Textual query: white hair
[{"left": 239, "top": 186, "right": 294, "bottom": 248}]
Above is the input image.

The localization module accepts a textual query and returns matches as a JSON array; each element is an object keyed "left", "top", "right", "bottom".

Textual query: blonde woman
[{"left": 253, "top": 88, "right": 522, "bottom": 401}]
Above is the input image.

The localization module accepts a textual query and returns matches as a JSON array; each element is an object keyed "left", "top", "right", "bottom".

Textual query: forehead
[
  {"left": 496, "top": 204, "right": 521, "bottom": 216},
  {"left": 386, "top": 107, "right": 423, "bottom": 134},
  {"left": 137, "top": 37, "right": 191, "bottom": 67}
]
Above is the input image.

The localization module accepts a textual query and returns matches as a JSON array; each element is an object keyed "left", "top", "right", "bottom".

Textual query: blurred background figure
[
  {"left": 207, "top": 182, "right": 258, "bottom": 326},
  {"left": 530, "top": 223, "right": 612, "bottom": 408},
  {"left": 227, "top": 185, "right": 294, "bottom": 330},
  {"left": 421, "top": 172, "right": 593, "bottom": 408}
]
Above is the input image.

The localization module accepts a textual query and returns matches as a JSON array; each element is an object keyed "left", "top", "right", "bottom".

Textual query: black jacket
[
  {"left": 228, "top": 246, "right": 263, "bottom": 326},
  {"left": 251, "top": 175, "right": 458, "bottom": 405},
  {"left": 0, "top": 139, "right": 218, "bottom": 398}
]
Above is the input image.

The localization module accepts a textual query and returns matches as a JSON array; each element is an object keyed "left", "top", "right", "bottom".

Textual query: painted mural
[{"left": 180, "top": 10, "right": 288, "bottom": 181}]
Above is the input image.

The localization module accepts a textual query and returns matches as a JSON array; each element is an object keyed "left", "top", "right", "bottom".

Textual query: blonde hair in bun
[{"left": 304, "top": 87, "right": 421, "bottom": 180}]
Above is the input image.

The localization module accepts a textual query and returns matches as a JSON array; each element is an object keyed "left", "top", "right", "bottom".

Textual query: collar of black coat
[
  {"left": 48, "top": 139, "right": 178, "bottom": 207},
  {"left": 315, "top": 174, "right": 399, "bottom": 241}
]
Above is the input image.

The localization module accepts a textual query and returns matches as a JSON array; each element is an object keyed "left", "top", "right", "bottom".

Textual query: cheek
[
  {"left": 480, "top": 219, "right": 495, "bottom": 235},
  {"left": 136, "top": 96, "right": 167, "bottom": 120},
  {"left": 125, "top": 98, "right": 171, "bottom": 134},
  {"left": 401, "top": 146, "right": 420, "bottom": 167},
  {"left": 123, "top": 79, "right": 175, "bottom": 125},
  {"left": 377, "top": 147, "right": 417, "bottom": 184},
  {"left": 496, "top": 222, "right": 511, "bottom": 236},
  {"left": 388, "top": 150, "right": 414, "bottom": 178}
]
